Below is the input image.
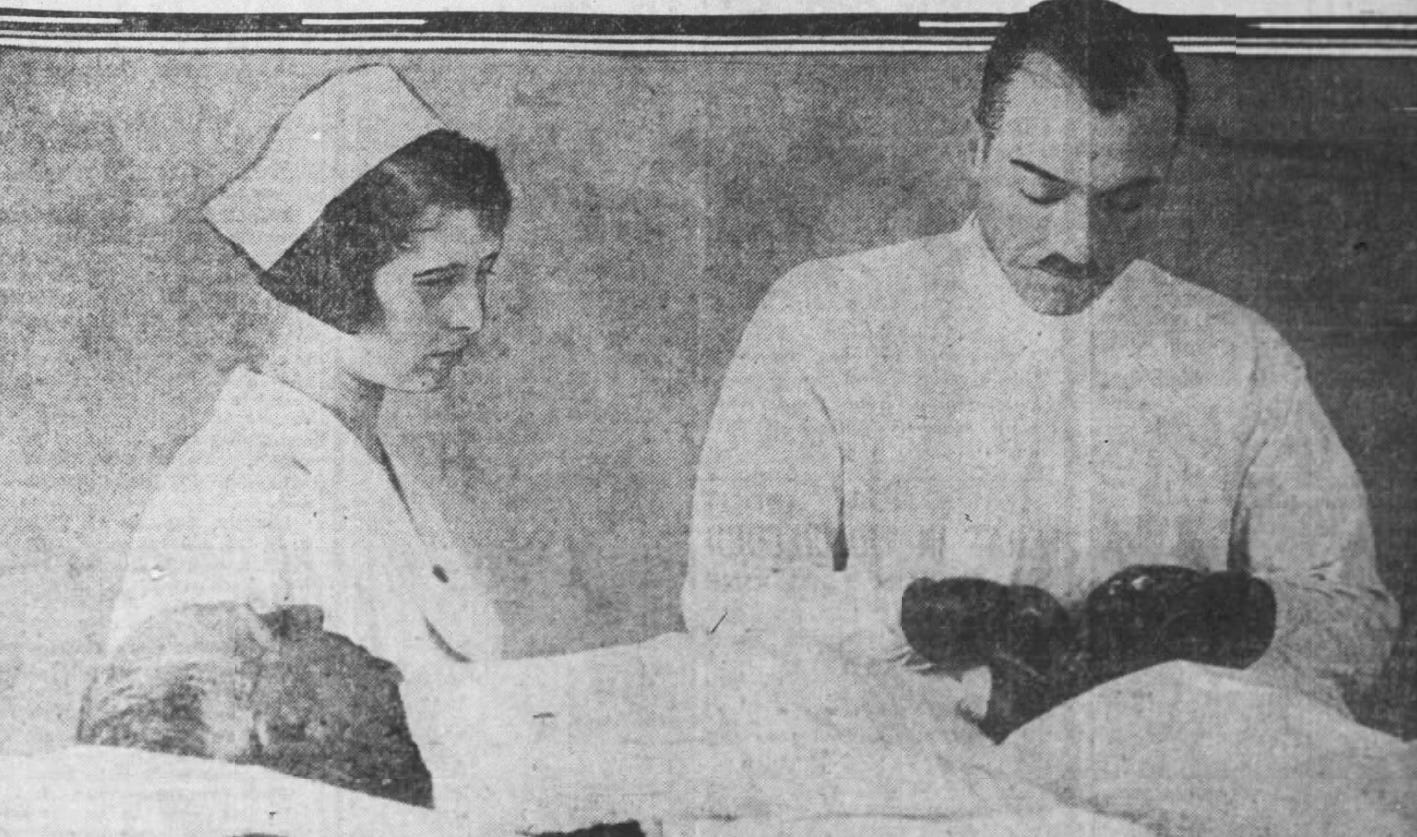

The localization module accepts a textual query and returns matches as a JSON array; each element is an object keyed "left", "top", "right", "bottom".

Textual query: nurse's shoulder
[
  {"left": 140, "top": 372, "right": 319, "bottom": 527},
  {"left": 126, "top": 369, "right": 328, "bottom": 599}
]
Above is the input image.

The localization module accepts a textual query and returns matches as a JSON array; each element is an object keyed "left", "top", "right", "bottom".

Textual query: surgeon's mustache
[{"left": 1036, "top": 253, "right": 1102, "bottom": 283}]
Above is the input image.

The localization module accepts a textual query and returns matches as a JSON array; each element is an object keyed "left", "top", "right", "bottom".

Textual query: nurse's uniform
[{"left": 106, "top": 365, "right": 503, "bottom": 711}]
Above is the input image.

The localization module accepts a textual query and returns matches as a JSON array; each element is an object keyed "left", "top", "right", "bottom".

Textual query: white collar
[
  {"left": 953, "top": 215, "right": 1134, "bottom": 338},
  {"left": 213, "top": 366, "right": 421, "bottom": 535}
]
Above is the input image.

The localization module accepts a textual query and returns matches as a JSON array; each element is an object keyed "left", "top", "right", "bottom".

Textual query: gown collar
[
  {"left": 216, "top": 366, "right": 413, "bottom": 516},
  {"left": 950, "top": 214, "right": 1134, "bottom": 339}
]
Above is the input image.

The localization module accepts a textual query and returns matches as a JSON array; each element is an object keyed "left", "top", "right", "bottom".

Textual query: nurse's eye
[
  {"left": 413, "top": 266, "right": 467, "bottom": 297},
  {"left": 415, "top": 270, "right": 460, "bottom": 288}
]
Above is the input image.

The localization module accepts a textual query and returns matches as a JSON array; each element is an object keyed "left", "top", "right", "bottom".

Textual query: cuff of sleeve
[
  {"left": 834, "top": 575, "right": 915, "bottom": 664},
  {"left": 1246, "top": 574, "right": 1388, "bottom": 716}
]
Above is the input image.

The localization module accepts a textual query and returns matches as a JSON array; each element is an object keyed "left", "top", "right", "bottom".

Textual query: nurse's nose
[
  {"left": 1044, "top": 194, "right": 1096, "bottom": 268},
  {"left": 447, "top": 276, "right": 485, "bottom": 333}
]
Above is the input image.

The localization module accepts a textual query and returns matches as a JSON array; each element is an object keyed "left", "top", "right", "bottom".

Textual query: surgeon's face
[
  {"left": 342, "top": 209, "right": 502, "bottom": 393},
  {"left": 973, "top": 54, "right": 1178, "bottom": 316}
]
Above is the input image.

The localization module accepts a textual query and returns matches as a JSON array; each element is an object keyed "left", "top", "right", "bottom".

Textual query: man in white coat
[{"left": 684, "top": 0, "right": 1399, "bottom": 735}]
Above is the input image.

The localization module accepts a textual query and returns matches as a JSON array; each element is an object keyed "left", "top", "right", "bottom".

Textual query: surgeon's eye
[
  {"left": 1020, "top": 189, "right": 1065, "bottom": 207},
  {"left": 1099, "top": 187, "right": 1155, "bottom": 215},
  {"left": 1103, "top": 197, "right": 1146, "bottom": 214}
]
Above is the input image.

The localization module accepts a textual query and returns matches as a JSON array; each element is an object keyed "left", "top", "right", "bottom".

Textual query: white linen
[{"left": 990, "top": 661, "right": 1416, "bottom": 837}]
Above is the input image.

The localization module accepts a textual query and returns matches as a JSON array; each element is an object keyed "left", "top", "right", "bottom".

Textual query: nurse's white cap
[{"left": 204, "top": 65, "right": 446, "bottom": 270}]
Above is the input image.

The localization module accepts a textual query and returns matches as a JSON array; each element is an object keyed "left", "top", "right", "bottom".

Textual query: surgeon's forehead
[{"left": 991, "top": 54, "right": 1176, "bottom": 187}]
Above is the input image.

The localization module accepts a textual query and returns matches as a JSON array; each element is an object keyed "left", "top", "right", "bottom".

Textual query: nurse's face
[
  {"left": 342, "top": 209, "right": 502, "bottom": 393},
  {"left": 974, "top": 54, "right": 1177, "bottom": 316}
]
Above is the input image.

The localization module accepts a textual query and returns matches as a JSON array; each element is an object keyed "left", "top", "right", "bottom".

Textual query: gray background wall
[{"left": 0, "top": 51, "right": 1412, "bottom": 750}]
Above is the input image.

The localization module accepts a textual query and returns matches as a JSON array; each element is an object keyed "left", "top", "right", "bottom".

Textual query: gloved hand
[
  {"left": 900, "top": 577, "right": 1076, "bottom": 741},
  {"left": 901, "top": 577, "right": 1074, "bottom": 674},
  {"left": 902, "top": 566, "right": 1279, "bottom": 744},
  {"left": 1080, "top": 564, "right": 1277, "bottom": 684}
]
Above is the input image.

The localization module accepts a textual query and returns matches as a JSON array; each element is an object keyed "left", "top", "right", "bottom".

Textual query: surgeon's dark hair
[
  {"left": 258, "top": 129, "right": 512, "bottom": 334},
  {"left": 976, "top": 0, "right": 1189, "bottom": 142}
]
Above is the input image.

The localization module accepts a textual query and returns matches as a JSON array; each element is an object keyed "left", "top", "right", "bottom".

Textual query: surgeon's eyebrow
[
  {"left": 1011, "top": 158, "right": 1160, "bottom": 197},
  {"left": 1010, "top": 159, "right": 1067, "bottom": 183}
]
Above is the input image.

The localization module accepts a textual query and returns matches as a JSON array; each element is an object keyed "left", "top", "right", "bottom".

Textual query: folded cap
[{"left": 204, "top": 65, "right": 446, "bottom": 270}]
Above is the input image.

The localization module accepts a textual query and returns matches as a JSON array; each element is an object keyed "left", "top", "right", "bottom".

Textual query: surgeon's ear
[{"left": 967, "top": 121, "right": 987, "bottom": 181}]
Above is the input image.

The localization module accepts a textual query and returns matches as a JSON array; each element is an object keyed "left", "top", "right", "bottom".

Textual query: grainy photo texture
[{"left": 0, "top": 1, "right": 1413, "bottom": 835}]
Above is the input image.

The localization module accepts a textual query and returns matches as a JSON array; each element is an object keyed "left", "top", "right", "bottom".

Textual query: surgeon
[
  {"left": 102, "top": 64, "right": 513, "bottom": 808},
  {"left": 684, "top": 0, "right": 1400, "bottom": 738}
]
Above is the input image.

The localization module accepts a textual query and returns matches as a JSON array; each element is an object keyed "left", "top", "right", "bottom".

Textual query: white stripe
[
  {"left": 1242, "top": 38, "right": 1417, "bottom": 46},
  {"left": 0, "top": 34, "right": 1412, "bottom": 56},
  {"left": 0, "top": 29, "right": 998, "bottom": 44},
  {"left": 301, "top": 18, "right": 427, "bottom": 26},
  {"left": 1253, "top": 22, "right": 1417, "bottom": 31},
  {"left": 1237, "top": 46, "right": 1417, "bottom": 56},
  {"left": 917, "top": 21, "right": 1003, "bottom": 29},
  {"left": 0, "top": 36, "right": 992, "bottom": 52},
  {"left": 0, "top": 14, "right": 121, "bottom": 25},
  {"left": 18, "top": 1, "right": 1417, "bottom": 14},
  {"left": 1174, "top": 45, "right": 1237, "bottom": 54}
]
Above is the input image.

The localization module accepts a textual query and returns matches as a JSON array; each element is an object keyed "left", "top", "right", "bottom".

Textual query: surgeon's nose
[{"left": 1045, "top": 195, "right": 1095, "bottom": 267}]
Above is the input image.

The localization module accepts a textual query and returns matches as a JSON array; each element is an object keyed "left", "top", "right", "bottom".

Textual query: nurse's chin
[{"left": 383, "top": 366, "right": 457, "bottom": 394}]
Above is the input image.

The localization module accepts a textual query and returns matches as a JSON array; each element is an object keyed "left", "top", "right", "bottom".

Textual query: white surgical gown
[{"left": 684, "top": 218, "right": 1400, "bottom": 710}]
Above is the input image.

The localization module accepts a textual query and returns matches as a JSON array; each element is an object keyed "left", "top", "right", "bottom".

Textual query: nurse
[{"left": 104, "top": 64, "right": 512, "bottom": 809}]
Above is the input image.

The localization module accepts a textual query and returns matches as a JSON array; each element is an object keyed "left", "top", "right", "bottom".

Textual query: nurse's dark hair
[
  {"left": 258, "top": 129, "right": 511, "bottom": 334},
  {"left": 975, "top": 0, "right": 1189, "bottom": 141}
]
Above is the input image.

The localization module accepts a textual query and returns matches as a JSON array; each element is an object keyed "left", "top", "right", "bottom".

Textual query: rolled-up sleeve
[{"left": 1236, "top": 354, "right": 1400, "bottom": 704}]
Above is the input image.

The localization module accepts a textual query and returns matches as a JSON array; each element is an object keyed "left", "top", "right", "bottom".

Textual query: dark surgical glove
[
  {"left": 991, "top": 566, "right": 1280, "bottom": 743},
  {"left": 902, "top": 566, "right": 1278, "bottom": 744},
  {"left": 901, "top": 578, "right": 1074, "bottom": 673},
  {"left": 901, "top": 577, "right": 1076, "bottom": 741},
  {"left": 1080, "top": 564, "right": 1278, "bottom": 684}
]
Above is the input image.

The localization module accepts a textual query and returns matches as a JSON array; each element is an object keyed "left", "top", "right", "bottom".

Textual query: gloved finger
[{"left": 900, "top": 577, "right": 1011, "bottom": 670}]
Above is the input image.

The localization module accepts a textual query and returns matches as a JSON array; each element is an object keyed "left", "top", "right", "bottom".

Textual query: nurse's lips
[{"left": 429, "top": 341, "right": 472, "bottom": 364}]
